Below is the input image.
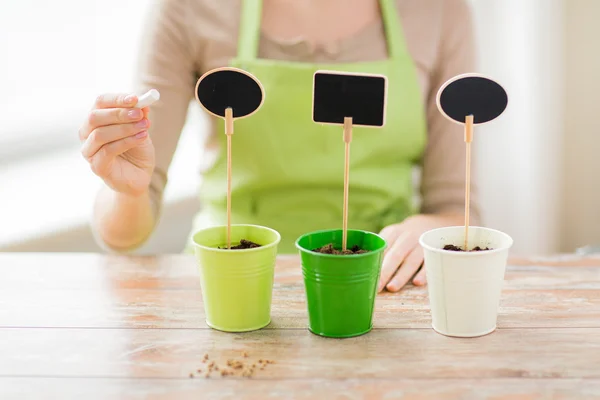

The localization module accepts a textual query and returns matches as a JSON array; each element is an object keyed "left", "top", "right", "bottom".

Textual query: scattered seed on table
[{"left": 189, "top": 373, "right": 194, "bottom": 378}]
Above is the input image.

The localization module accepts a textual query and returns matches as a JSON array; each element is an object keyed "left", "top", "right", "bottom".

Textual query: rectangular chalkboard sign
[{"left": 312, "top": 70, "right": 387, "bottom": 127}]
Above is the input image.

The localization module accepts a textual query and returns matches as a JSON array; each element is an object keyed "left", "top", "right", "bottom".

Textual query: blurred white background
[
  {"left": 0, "top": 0, "right": 206, "bottom": 254},
  {"left": 0, "top": 0, "right": 597, "bottom": 255}
]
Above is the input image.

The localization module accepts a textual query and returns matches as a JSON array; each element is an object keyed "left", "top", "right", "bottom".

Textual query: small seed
[
  {"left": 227, "top": 360, "right": 244, "bottom": 369},
  {"left": 189, "top": 373, "right": 194, "bottom": 378},
  {"left": 242, "top": 351, "right": 249, "bottom": 358}
]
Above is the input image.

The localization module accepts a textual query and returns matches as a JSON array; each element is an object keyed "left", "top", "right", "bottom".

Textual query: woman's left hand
[{"left": 377, "top": 213, "right": 463, "bottom": 293}]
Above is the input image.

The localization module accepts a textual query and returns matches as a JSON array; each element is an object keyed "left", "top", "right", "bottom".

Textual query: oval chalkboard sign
[
  {"left": 195, "top": 67, "right": 264, "bottom": 119},
  {"left": 436, "top": 73, "right": 508, "bottom": 125}
]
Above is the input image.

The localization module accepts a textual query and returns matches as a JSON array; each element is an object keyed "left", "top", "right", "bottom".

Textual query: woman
[{"left": 79, "top": 0, "right": 480, "bottom": 292}]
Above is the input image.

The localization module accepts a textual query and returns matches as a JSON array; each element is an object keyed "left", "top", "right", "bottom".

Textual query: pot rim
[
  {"left": 295, "top": 228, "right": 387, "bottom": 259},
  {"left": 192, "top": 224, "right": 281, "bottom": 253},
  {"left": 419, "top": 225, "right": 513, "bottom": 256}
]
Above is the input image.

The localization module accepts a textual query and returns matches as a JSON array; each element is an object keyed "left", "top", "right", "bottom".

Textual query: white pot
[{"left": 419, "top": 226, "right": 513, "bottom": 338}]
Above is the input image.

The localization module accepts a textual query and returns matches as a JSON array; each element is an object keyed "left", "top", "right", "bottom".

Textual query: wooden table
[{"left": 1, "top": 253, "right": 599, "bottom": 399}]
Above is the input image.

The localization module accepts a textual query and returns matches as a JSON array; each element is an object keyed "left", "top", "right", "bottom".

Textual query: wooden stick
[
  {"left": 342, "top": 117, "right": 352, "bottom": 251},
  {"left": 464, "top": 115, "right": 474, "bottom": 251},
  {"left": 225, "top": 107, "right": 234, "bottom": 249}
]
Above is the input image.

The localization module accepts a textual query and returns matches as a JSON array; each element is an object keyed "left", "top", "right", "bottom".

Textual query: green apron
[{"left": 187, "top": 0, "right": 427, "bottom": 254}]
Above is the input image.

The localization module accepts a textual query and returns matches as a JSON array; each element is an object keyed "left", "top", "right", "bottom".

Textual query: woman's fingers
[
  {"left": 81, "top": 119, "right": 149, "bottom": 159},
  {"left": 80, "top": 108, "right": 145, "bottom": 141},
  {"left": 385, "top": 246, "right": 424, "bottom": 292},
  {"left": 94, "top": 93, "right": 138, "bottom": 109},
  {"left": 79, "top": 93, "right": 141, "bottom": 142},
  {"left": 379, "top": 225, "right": 401, "bottom": 256},
  {"left": 412, "top": 262, "right": 427, "bottom": 286},
  {"left": 377, "top": 230, "right": 413, "bottom": 292},
  {"left": 88, "top": 132, "right": 148, "bottom": 178}
]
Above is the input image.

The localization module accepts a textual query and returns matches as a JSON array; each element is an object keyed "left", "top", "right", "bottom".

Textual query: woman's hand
[
  {"left": 79, "top": 93, "right": 155, "bottom": 197},
  {"left": 377, "top": 213, "right": 463, "bottom": 292}
]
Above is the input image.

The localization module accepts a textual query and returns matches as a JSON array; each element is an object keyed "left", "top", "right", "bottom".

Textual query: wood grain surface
[{"left": 0, "top": 253, "right": 598, "bottom": 399}]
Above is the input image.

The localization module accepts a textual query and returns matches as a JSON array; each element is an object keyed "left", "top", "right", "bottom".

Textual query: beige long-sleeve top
[{"left": 136, "top": 0, "right": 480, "bottom": 223}]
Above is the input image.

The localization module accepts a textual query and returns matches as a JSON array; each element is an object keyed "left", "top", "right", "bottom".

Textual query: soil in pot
[
  {"left": 443, "top": 244, "right": 492, "bottom": 252},
  {"left": 218, "top": 239, "right": 262, "bottom": 250},
  {"left": 312, "top": 243, "right": 369, "bottom": 255}
]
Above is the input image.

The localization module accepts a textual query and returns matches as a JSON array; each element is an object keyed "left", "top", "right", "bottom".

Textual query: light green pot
[{"left": 192, "top": 224, "right": 281, "bottom": 332}]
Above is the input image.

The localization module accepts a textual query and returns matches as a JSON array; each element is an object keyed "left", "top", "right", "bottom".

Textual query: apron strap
[
  {"left": 236, "top": 0, "right": 410, "bottom": 62},
  {"left": 379, "top": 0, "right": 410, "bottom": 60},
  {"left": 237, "top": 0, "right": 262, "bottom": 62}
]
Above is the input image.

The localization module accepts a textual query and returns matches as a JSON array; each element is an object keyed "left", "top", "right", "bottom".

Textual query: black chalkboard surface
[
  {"left": 195, "top": 67, "right": 264, "bottom": 119},
  {"left": 436, "top": 73, "right": 507, "bottom": 125},
  {"left": 312, "top": 71, "right": 387, "bottom": 127}
]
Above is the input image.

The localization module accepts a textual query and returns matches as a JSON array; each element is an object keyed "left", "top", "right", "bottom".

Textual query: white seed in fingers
[{"left": 136, "top": 89, "right": 160, "bottom": 108}]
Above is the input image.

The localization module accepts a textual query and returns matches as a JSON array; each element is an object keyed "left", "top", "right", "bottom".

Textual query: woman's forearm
[{"left": 93, "top": 185, "right": 156, "bottom": 251}]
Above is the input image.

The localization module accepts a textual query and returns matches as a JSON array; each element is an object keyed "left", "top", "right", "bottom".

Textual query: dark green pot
[{"left": 296, "top": 229, "right": 386, "bottom": 338}]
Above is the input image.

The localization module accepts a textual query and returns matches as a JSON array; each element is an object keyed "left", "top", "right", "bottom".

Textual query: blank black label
[
  {"left": 196, "top": 69, "right": 263, "bottom": 118},
  {"left": 313, "top": 72, "right": 386, "bottom": 126},
  {"left": 438, "top": 76, "right": 508, "bottom": 124}
]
